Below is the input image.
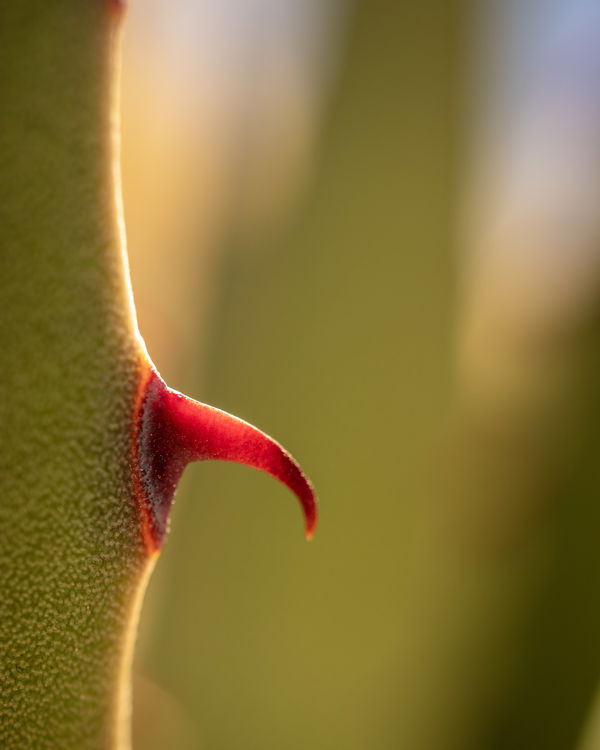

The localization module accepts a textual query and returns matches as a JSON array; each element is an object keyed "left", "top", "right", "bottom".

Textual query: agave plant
[{"left": 0, "top": 3, "right": 315, "bottom": 748}]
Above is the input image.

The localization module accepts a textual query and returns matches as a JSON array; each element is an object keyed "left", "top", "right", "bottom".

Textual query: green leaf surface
[{"left": 0, "top": 4, "right": 148, "bottom": 748}]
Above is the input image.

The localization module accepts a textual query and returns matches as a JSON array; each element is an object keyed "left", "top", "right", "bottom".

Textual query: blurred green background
[{"left": 121, "top": 1, "right": 600, "bottom": 748}]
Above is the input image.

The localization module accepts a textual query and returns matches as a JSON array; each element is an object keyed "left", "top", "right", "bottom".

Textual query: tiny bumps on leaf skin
[{"left": 131, "top": 361, "right": 318, "bottom": 556}]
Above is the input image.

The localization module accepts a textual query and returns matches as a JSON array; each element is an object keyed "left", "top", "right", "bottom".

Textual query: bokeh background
[{"left": 121, "top": 2, "right": 600, "bottom": 748}]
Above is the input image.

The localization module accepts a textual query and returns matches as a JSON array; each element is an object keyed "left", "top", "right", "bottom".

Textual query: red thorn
[
  {"left": 107, "top": 0, "right": 126, "bottom": 21},
  {"left": 132, "top": 367, "right": 317, "bottom": 554}
]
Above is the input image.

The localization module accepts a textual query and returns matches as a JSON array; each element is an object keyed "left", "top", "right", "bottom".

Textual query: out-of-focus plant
[
  {"left": 0, "top": 3, "right": 315, "bottom": 749},
  {"left": 133, "top": 1, "right": 600, "bottom": 749}
]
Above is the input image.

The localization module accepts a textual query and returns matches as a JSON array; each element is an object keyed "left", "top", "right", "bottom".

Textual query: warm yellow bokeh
[{"left": 121, "top": 2, "right": 600, "bottom": 749}]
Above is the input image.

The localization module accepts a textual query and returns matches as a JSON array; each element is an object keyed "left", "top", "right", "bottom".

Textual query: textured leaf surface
[
  {"left": 0, "top": 4, "right": 316, "bottom": 748},
  {"left": 0, "top": 3, "right": 148, "bottom": 748}
]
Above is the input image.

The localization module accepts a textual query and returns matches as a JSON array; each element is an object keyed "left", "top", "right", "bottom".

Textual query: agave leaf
[{"left": 0, "top": 4, "right": 315, "bottom": 748}]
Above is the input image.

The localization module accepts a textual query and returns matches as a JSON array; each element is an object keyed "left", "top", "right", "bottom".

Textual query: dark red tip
[
  {"left": 107, "top": 0, "right": 126, "bottom": 21},
  {"left": 132, "top": 368, "right": 317, "bottom": 554}
]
